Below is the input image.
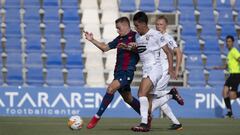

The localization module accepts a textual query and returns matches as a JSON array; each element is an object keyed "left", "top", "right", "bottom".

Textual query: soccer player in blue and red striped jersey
[{"left": 84, "top": 17, "right": 140, "bottom": 129}]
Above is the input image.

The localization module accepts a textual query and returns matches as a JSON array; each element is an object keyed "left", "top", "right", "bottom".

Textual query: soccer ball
[{"left": 67, "top": 115, "right": 83, "bottom": 130}]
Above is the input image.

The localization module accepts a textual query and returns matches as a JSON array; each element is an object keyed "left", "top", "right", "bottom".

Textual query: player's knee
[
  {"left": 229, "top": 92, "right": 237, "bottom": 99},
  {"left": 222, "top": 88, "right": 229, "bottom": 97},
  {"left": 122, "top": 96, "right": 132, "bottom": 104},
  {"left": 222, "top": 92, "right": 228, "bottom": 98},
  {"left": 138, "top": 91, "right": 147, "bottom": 97},
  {"left": 107, "top": 87, "right": 115, "bottom": 94}
]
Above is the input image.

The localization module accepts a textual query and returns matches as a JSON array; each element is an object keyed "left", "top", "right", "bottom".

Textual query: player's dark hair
[
  {"left": 115, "top": 17, "right": 130, "bottom": 27},
  {"left": 226, "top": 35, "right": 234, "bottom": 42},
  {"left": 133, "top": 11, "right": 148, "bottom": 24},
  {"left": 157, "top": 15, "right": 168, "bottom": 24}
]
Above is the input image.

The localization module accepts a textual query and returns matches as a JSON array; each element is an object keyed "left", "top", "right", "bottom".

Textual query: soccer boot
[
  {"left": 169, "top": 88, "right": 184, "bottom": 105},
  {"left": 224, "top": 112, "right": 234, "bottom": 118},
  {"left": 87, "top": 115, "right": 100, "bottom": 129},
  {"left": 169, "top": 124, "right": 183, "bottom": 130},
  {"left": 131, "top": 123, "right": 150, "bottom": 132}
]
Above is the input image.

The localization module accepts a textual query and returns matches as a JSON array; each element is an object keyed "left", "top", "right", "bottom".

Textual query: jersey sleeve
[
  {"left": 167, "top": 36, "right": 178, "bottom": 49},
  {"left": 108, "top": 37, "right": 119, "bottom": 49},
  {"left": 158, "top": 35, "right": 168, "bottom": 48},
  {"left": 232, "top": 48, "right": 240, "bottom": 59}
]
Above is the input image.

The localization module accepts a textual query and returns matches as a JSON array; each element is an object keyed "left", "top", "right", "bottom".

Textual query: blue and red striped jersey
[{"left": 108, "top": 30, "right": 139, "bottom": 71}]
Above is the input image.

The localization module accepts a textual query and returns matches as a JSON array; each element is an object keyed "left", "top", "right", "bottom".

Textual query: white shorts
[
  {"left": 150, "top": 71, "right": 170, "bottom": 97},
  {"left": 142, "top": 64, "right": 162, "bottom": 87}
]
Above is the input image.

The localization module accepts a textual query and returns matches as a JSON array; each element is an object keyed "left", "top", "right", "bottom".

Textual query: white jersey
[
  {"left": 135, "top": 29, "right": 167, "bottom": 86},
  {"left": 136, "top": 29, "right": 167, "bottom": 68},
  {"left": 160, "top": 32, "right": 178, "bottom": 73},
  {"left": 152, "top": 32, "right": 178, "bottom": 97}
]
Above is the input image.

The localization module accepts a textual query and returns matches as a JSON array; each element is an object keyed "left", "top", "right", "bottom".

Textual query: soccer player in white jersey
[
  {"left": 130, "top": 11, "right": 175, "bottom": 132},
  {"left": 149, "top": 15, "right": 184, "bottom": 130}
]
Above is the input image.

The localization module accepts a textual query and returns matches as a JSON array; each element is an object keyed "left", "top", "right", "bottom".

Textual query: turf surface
[{"left": 0, "top": 117, "right": 239, "bottom": 135}]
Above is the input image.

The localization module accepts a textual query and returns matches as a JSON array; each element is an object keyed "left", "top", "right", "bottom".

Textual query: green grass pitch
[{"left": 0, "top": 117, "right": 239, "bottom": 135}]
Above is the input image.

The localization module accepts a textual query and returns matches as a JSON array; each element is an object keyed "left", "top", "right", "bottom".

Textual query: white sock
[
  {"left": 151, "top": 94, "right": 172, "bottom": 112},
  {"left": 94, "top": 114, "right": 100, "bottom": 118},
  {"left": 161, "top": 104, "right": 180, "bottom": 125},
  {"left": 139, "top": 96, "right": 149, "bottom": 124}
]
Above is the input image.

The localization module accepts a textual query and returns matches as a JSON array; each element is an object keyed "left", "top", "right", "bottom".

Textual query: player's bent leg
[
  {"left": 151, "top": 98, "right": 160, "bottom": 112},
  {"left": 151, "top": 95, "right": 171, "bottom": 112},
  {"left": 149, "top": 95, "right": 171, "bottom": 128},
  {"left": 87, "top": 96, "right": 114, "bottom": 129},
  {"left": 138, "top": 77, "right": 153, "bottom": 97},
  {"left": 87, "top": 80, "right": 120, "bottom": 129},
  {"left": 161, "top": 104, "right": 183, "bottom": 130},
  {"left": 168, "top": 88, "right": 184, "bottom": 105},
  {"left": 87, "top": 92, "right": 113, "bottom": 129},
  {"left": 119, "top": 90, "right": 141, "bottom": 115}
]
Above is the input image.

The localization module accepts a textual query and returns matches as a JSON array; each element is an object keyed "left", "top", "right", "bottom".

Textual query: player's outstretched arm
[
  {"left": 162, "top": 45, "right": 176, "bottom": 79},
  {"left": 173, "top": 47, "right": 183, "bottom": 79},
  {"left": 213, "top": 51, "right": 240, "bottom": 70},
  {"left": 84, "top": 31, "right": 110, "bottom": 52}
]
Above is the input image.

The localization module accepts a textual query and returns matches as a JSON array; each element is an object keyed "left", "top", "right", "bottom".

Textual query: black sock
[
  {"left": 224, "top": 97, "right": 232, "bottom": 113},
  {"left": 237, "top": 92, "right": 240, "bottom": 98}
]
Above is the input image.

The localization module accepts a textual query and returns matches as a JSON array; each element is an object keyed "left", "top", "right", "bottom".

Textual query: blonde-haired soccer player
[{"left": 150, "top": 15, "right": 184, "bottom": 130}]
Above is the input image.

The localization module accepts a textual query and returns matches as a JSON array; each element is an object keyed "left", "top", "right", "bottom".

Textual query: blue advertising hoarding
[
  {"left": 0, "top": 87, "right": 155, "bottom": 118},
  {"left": 168, "top": 87, "right": 240, "bottom": 118},
  {"left": 0, "top": 87, "right": 239, "bottom": 118}
]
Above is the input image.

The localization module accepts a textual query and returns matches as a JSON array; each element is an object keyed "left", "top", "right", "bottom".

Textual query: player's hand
[
  {"left": 175, "top": 70, "right": 179, "bottom": 80},
  {"left": 128, "top": 42, "right": 137, "bottom": 48},
  {"left": 128, "top": 42, "right": 137, "bottom": 50},
  {"left": 117, "top": 43, "right": 128, "bottom": 49},
  {"left": 169, "top": 70, "right": 177, "bottom": 80},
  {"left": 84, "top": 31, "right": 94, "bottom": 41}
]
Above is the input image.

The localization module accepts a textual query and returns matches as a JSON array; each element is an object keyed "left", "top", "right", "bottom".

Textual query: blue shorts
[{"left": 114, "top": 70, "right": 134, "bottom": 92}]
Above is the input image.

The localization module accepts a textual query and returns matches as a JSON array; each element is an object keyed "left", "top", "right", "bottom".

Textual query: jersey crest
[
  {"left": 160, "top": 36, "right": 165, "bottom": 42},
  {"left": 169, "top": 41, "right": 173, "bottom": 46}
]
